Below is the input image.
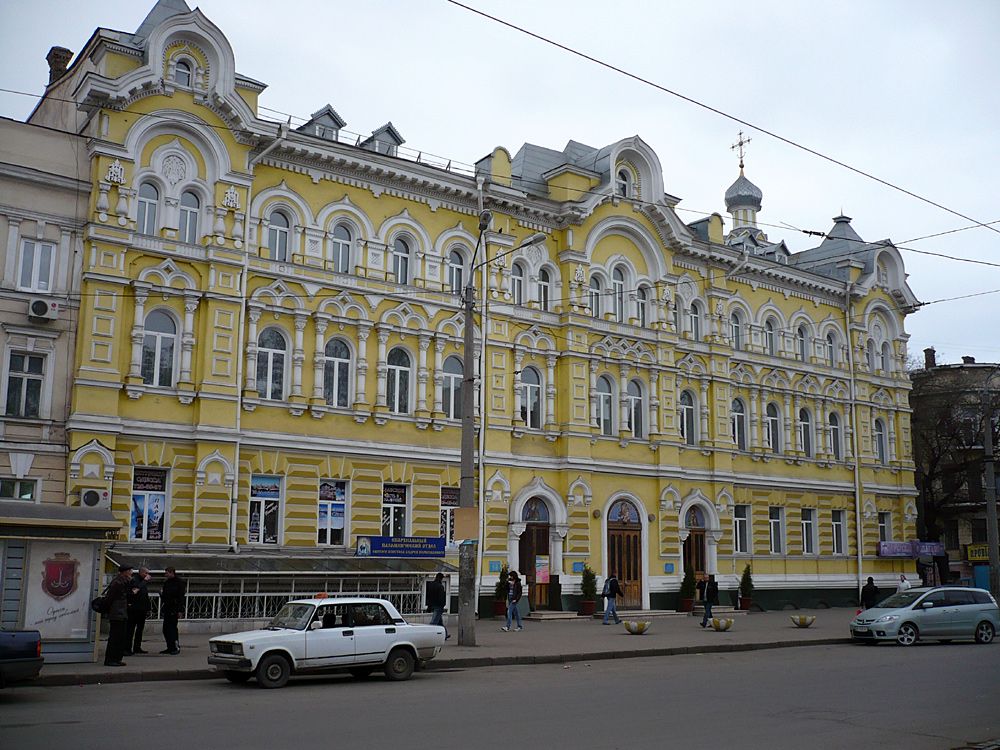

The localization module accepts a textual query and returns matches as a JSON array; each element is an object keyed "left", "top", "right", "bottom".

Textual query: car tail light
[{"left": 37, "top": 640, "right": 42, "bottom": 657}]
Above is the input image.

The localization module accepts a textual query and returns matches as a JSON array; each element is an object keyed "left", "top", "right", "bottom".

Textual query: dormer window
[
  {"left": 174, "top": 60, "right": 192, "bottom": 88},
  {"left": 616, "top": 169, "right": 633, "bottom": 198}
]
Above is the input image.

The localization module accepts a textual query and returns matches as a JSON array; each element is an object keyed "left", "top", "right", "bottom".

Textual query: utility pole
[{"left": 982, "top": 385, "right": 1000, "bottom": 598}]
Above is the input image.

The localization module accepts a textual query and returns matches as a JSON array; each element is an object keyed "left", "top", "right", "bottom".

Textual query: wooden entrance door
[
  {"left": 519, "top": 523, "right": 550, "bottom": 609},
  {"left": 607, "top": 499, "right": 642, "bottom": 609},
  {"left": 684, "top": 530, "right": 706, "bottom": 576}
]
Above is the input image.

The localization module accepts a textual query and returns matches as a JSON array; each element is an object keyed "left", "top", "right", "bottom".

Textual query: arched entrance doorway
[
  {"left": 683, "top": 506, "right": 707, "bottom": 576},
  {"left": 607, "top": 498, "right": 642, "bottom": 609},
  {"left": 518, "top": 497, "right": 550, "bottom": 609}
]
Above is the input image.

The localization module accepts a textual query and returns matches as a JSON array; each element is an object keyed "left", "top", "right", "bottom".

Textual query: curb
[{"left": 33, "top": 637, "right": 850, "bottom": 687}]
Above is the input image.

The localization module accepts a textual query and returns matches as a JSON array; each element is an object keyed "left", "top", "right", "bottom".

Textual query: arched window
[
  {"left": 596, "top": 375, "right": 614, "bottom": 436},
  {"left": 873, "top": 418, "right": 887, "bottom": 464},
  {"left": 331, "top": 224, "right": 352, "bottom": 274},
  {"left": 442, "top": 355, "right": 463, "bottom": 420},
  {"left": 612, "top": 267, "right": 626, "bottom": 322},
  {"left": 174, "top": 60, "right": 192, "bottom": 87},
  {"left": 391, "top": 238, "right": 410, "bottom": 285},
  {"left": 323, "top": 338, "right": 351, "bottom": 408},
  {"left": 589, "top": 277, "right": 602, "bottom": 318},
  {"left": 141, "top": 310, "right": 176, "bottom": 387},
  {"left": 826, "top": 333, "right": 836, "bottom": 366},
  {"left": 522, "top": 497, "right": 550, "bottom": 523},
  {"left": 731, "top": 398, "right": 747, "bottom": 450},
  {"left": 679, "top": 390, "right": 696, "bottom": 445},
  {"left": 765, "top": 402, "right": 782, "bottom": 453},
  {"left": 447, "top": 249, "right": 464, "bottom": 294},
  {"left": 267, "top": 210, "right": 289, "bottom": 262},
  {"left": 538, "top": 268, "right": 551, "bottom": 311},
  {"left": 829, "top": 412, "right": 842, "bottom": 461},
  {"left": 511, "top": 263, "right": 525, "bottom": 306},
  {"left": 866, "top": 339, "right": 876, "bottom": 371},
  {"left": 387, "top": 347, "right": 411, "bottom": 414},
  {"left": 730, "top": 313, "right": 743, "bottom": 351},
  {"left": 881, "top": 342, "right": 892, "bottom": 373},
  {"left": 521, "top": 367, "right": 542, "bottom": 429},
  {"left": 615, "top": 168, "right": 633, "bottom": 198},
  {"left": 798, "top": 408, "right": 813, "bottom": 457},
  {"left": 636, "top": 287, "right": 648, "bottom": 327},
  {"left": 627, "top": 380, "right": 644, "bottom": 439},
  {"left": 256, "top": 328, "right": 287, "bottom": 400},
  {"left": 796, "top": 325, "right": 808, "bottom": 362},
  {"left": 178, "top": 190, "right": 200, "bottom": 245},
  {"left": 687, "top": 302, "right": 702, "bottom": 340},
  {"left": 137, "top": 182, "right": 159, "bottom": 236},
  {"left": 764, "top": 318, "right": 777, "bottom": 356}
]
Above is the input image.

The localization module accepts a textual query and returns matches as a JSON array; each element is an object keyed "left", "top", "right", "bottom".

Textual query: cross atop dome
[{"left": 731, "top": 130, "right": 752, "bottom": 172}]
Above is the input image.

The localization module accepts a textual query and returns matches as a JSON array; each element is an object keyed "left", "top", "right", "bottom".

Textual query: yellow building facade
[{"left": 24, "top": 1, "right": 919, "bottom": 617}]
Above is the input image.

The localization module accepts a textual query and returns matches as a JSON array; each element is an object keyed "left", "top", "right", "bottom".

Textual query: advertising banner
[
  {"left": 535, "top": 555, "right": 550, "bottom": 584},
  {"left": 22, "top": 541, "right": 95, "bottom": 640},
  {"left": 355, "top": 536, "right": 445, "bottom": 558}
]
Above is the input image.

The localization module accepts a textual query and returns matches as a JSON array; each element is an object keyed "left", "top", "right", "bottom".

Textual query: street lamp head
[
  {"left": 518, "top": 232, "right": 546, "bottom": 249},
  {"left": 478, "top": 209, "right": 493, "bottom": 233}
]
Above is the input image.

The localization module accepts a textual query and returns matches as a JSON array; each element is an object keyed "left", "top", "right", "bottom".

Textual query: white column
[
  {"left": 749, "top": 386, "right": 760, "bottom": 450},
  {"left": 699, "top": 379, "right": 710, "bottom": 444},
  {"left": 292, "top": 314, "right": 306, "bottom": 397},
  {"left": 783, "top": 393, "right": 793, "bottom": 453},
  {"left": 417, "top": 334, "right": 430, "bottom": 412},
  {"left": 649, "top": 370, "right": 660, "bottom": 436},
  {"left": 432, "top": 338, "right": 444, "bottom": 415},
  {"left": 375, "top": 327, "right": 389, "bottom": 407},
  {"left": 845, "top": 403, "right": 855, "bottom": 461},
  {"left": 355, "top": 323, "right": 371, "bottom": 408},
  {"left": 545, "top": 354, "right": 557, "bottom": 430},
  {"left": 888, "top": 410, "right": 897, "bottom": 462},
  {"left": 513, "top": 350, "right": 525, "bottom": 425},
  {"left": 129, "top": 289, "right": 148, "bottom": 378},
  {"left": 618, "top": 364, "right": 630, "bottom": 436},
  {"left": 313, "top": 317, "right": 329, "bottom": 401},
  {"left": 180, "top": 293, "right": 198, "bottom": 383},
  {"left": 245, "top": 309, "right": 261, "bottom": 393},
  {"left": 589, "top": 360, "right": 599, "bottom": 428},
  {"left": 817, "top": 398, "right": 827, "bottom": 457}
]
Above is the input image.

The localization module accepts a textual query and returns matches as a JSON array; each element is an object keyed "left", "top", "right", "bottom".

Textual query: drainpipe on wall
[
  {"left": 475, "top": 176, "right": 487, "bottom": 615},
  {"left": 844, "top": 280, "right": 865, "bottom": 600}
]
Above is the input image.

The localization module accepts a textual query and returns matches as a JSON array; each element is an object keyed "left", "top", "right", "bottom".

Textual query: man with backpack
[{"left": 602, "top": 574, "right": 623, "bottom": 625}]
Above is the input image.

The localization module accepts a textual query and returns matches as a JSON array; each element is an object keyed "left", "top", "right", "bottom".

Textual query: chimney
[
  {"left": 962, "top": 356, "right": 976, "bottom": 365},
  {"left": 46, "top": 46, "right": 73, "bottom": 85},
  {"left": 923, "top": 347, "right": 936, "bottom": 369}
]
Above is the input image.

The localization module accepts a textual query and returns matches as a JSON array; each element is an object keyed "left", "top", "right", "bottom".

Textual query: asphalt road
[{"left": 2, "top": 642, "right": 998, "bottom": 750}]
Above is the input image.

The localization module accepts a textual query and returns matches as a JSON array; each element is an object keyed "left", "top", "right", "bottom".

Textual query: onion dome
[{"left": 725, "top": 168, "right": 763, "bottom": 212}]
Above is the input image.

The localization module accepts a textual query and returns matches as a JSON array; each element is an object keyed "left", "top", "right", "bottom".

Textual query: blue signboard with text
[{"left": 355, "top": 536, "right": 446, "bottom": 558}]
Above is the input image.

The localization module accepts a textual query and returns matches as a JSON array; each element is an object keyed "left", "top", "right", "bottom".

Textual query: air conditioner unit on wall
[
  {"left": 28, "top": 298, "right": 60, "bottom": 320},
  {"left": 80, "top": 488, "right": 111, "bottom": 510}
]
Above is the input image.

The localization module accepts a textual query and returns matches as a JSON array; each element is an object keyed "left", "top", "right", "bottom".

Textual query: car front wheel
[
  {"left": 896, "top": 622, "right": 919, "bottom": 646},
  {"left": 975, "top": 621, "right": 995, "bottom": 644},
  {"left": 224, "top": 670, "right": 252, "bottom": 684},
  {"left": 256, "top": 654, "right": 291, "bottom": 689},
  {"left": 383, "top": 648, "right": 415, "bottom": 681}
]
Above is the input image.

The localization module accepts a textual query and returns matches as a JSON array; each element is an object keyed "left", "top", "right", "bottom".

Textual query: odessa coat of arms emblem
[{"left": 42, "top": 552, "right": 79, "bottom": 600}]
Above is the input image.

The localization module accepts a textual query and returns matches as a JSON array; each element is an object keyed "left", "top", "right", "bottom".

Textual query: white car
[{"left": 208, "top": 597, "right": 446, "bottom": 688}]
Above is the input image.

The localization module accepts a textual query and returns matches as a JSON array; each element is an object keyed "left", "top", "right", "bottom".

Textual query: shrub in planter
[
  {"left": 739, "top": 563, "right": 754, "bottom": 611},
  {"left": 579, "top": 564, "right": 597, "bottom": 616},
  {"left": 678, "top": 566, "right": 696, "bottom": 612},
  {"left": 493, "top": 563, "right": 509, "bottom": 617}
]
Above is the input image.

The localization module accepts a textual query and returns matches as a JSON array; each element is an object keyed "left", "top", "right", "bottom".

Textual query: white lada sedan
[{"left": 208, "top": 597, "right": 446, "bottom": 688}]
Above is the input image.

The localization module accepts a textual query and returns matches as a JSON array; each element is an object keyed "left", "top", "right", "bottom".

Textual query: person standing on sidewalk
[
  {"left": 860, "top": 576, "right": 880, "bottom": 609},
  {"left": 602, "top": 574, "right": 623, "bottom": 625},
  {"left": 125, "top": 567, "right": 151, "bottom": 655},
  {"left": 501, "top": 570, "right": 523, "bottom": 632},
  {"left": 896, "top": 574, "right": 911, "bottom": 594},
  {"left": 427, "top": 572, "right": 450, "bottom": 640},
  {"left": 103, "top": 564, "right": 132, "bottom": 667},
  {"left": 160, "top": 566, "right": 185, "bottom": 655},
  {"left": 697, "top": 574, "right": 719, "bottom": 628}
]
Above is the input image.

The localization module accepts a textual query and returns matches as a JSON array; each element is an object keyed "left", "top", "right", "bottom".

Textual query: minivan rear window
[{"left": 972, "top": 590, "right": 994, "bottom": 605}]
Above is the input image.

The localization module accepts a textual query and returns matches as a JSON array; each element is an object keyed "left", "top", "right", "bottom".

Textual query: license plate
[{"left": 854, "top": 626, "right": 869, "bottom": 633}]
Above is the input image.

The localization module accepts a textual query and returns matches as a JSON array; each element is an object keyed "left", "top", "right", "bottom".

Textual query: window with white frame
[
  {"left": 596, "top": 375, "right": 614, "bottom": 436},
  {"left": 267, "top": 210, "right": 289, "bottom": 261},
  {"left": 734, "top": 505, "right": 750, "bottom": 554},
  {"left": 826, "top": 333, "right": 836, "bottom": 366},
  {"left": 442, "top": 355, "right": 463, "bottom": 420},
  {"left": 174, "top": 59, "right": 192, "bottom": 87},
  {"left": 832, "top": 509, "right": 846, "bottom": 555},
  {"left": 616, "top": 168, "right": 633, "bottom": 198},
  {"left": 829, "top": 412, "right": 842, "bottom": 461},
  {"left": 613, "top": 267, "right": 626, "bottom": 322},
  {"left": 866, "top": 339, "right": 876, "bottom": 371},
  {"left": 765, "top": 402, "right": 782, "bottom": 453},
  {"left": 447, "top": 249, "right": 464, "bottom": 294},
  {"left": 331, "top": 224, "right": 352, "bottom": 274},
  {"left": 178, "top": 190, "right": 200, "bottom": 244},
  {"left": 764, "top": 318, "right": 777, "bottom": 355},
  {"left": 131, "top": 467, "right": 167, "bottom": 541},
  {"left": 0, "top": 478, "right": 36, "bottom": 502},
  {"left": 323, "top": 338, "right": 351, "bottom": 408},
  {"left": 521, "top": 366, "right": 542, "bottom": 429},
  {"left": 730, "top": 313, "right": 743, "bottom": 351},
  {"left": 679, "top": 390, "right": 696, "bottom": 445},
  {"left": 141, "top": 309, "right": 177, "bottom": 387},
  {"left": 589, "top": 277, "right": 602, "bottom": 317},
  {"left": 627, "top": 379, "right": 644, "bottom": 439},
  {"left": 391, "top": 237, "right": 410, "bottom": 284},
  {"left": 137, "top": 182, "right": 159, "bottom": 236},
  {"left": 538, "top": 268, "right": 551, "bottom": 311},
  {"left": 256, "top": 327, "right": 287, "bottom": 401},
  {"left": 769, "top": 506, "right": 784, "bottom": 554},
  {"left": 797, "top": 408, "right": 813, "bottom": 457},
  {"left": 387, "top": 347, "right": 411, "bottom": 414},
  {"left": 5, "top": 351, "right": 44, "bottom": 418},
  {"left": 688, "top": 302, "right": 702, "bottom": 340},
  {"left": 381, "top": 483, "right": 408, "bottom": 537},
  {"left": 731, "top": 398, "right": 747, "bottom": 450},
  {"left": 801, "top": 508, "right": 817, "bottom": 554},
  {"left": 796, "top": 325, "right": 808, "bottom": 362},
  {"left": 873, "top": 418, "right": 887, "bottom": 464},
  {"left": 511, "top": 262, "right": 525, "bottom": 306},
  {"left": 17, "top": 239, "right": 54, "bottom": 292},
  {"left": 318, "top": 479, "right": 347, "bottom": 546},
  {"left": 878, "top": 511, "right": 891, "bottom": 542},
  {"left": 440, "top": 486, "right": 460, "bottom": 546},
  {"left": 249, "top": 475, "right": 281, "bottom": 545},
  {"left": 636, "top": 287, "right": 648, "bottom": 327},
  {"left": 881, "top": 341, "right": 892, "bottom": 372}
]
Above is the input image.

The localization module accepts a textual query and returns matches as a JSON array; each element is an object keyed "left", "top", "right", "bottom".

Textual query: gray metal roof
[
  {"left": 790, "top": 215, "right": 874, "bottom": 280},
  {"left": 724, "top": 170, "right": 763, "bottom": 211},
  {"left": 132, "top": 0, "right": 191, "bottom": 45}
]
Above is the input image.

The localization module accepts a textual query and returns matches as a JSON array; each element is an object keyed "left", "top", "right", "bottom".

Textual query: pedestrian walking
[
  {"left": 160, "top": 566, "right": 185, "bottom": 655},
  {"left": 602, "top": 574, "right": 623, "bottom": 625},
  {"left": 697, "top": 574, "right": 719, "bottom": 627},
  {"left": 125, "top": 566, "right": 151, "bottom": 655},
  {"left": 103, "top": 564, "right": 132, "bottom": 666},
  {"left": 860, "top": 576, "right": 880, "bottom": 610},
  {"left": 896, "top": 574, "right": 911, "bottom": 594},
  {"left": 501, "top": 570, "right": 523, "bottom": 632},
  {"left": 427, "top": 572, "right": 450, "bottom": 640}
]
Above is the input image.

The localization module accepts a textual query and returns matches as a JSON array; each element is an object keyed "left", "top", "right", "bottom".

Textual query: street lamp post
[{"left": 981, "top": 381, "right": 1000, "bottom": 598}]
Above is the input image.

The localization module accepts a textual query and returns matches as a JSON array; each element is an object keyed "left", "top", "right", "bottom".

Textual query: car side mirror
[
  {"left": 920, "top": 601, "right": 934, "bottom": 609},
  {"left": 310, "top": 620, "right": 323, "bottom": 629}
]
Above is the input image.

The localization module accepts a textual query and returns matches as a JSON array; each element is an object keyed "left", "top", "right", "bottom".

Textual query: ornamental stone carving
[
  {"left": 162, "top": 155, "right": 186, "bottom": 186},
  {"left": 222, "top": 185, "right": 240, "bottom": 209},
  {"left": 106, "top": 159, "right": 126, "bottom": 185}
]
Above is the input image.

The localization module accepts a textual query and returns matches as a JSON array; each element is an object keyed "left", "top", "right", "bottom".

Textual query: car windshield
[
  {"left": 875, "top": 591, "right": 923, "bottom": 609},
  {"left": 266, "top": 603, "right": 315, "bottom": 630}
]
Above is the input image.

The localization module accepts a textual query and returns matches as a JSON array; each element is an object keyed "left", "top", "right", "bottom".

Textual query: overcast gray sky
[{"left": 2, "top": 0, "right": 997, "bottom": 366}]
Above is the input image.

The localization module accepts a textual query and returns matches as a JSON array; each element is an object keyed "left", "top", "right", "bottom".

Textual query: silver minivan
[{"left": 850, "top": 586, "right": 999, "bottom": 646}]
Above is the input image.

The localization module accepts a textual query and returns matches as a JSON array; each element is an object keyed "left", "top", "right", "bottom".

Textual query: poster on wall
[
  {"left": 22, "top": 541, "right": 96, "bottom": 640},
  {"left": 535, "top": 555, "right": 550, "bottom": 584}
]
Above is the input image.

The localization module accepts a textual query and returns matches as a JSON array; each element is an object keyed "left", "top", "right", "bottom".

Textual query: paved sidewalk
[{"left": 35, "top": 608, "right": 852, "bottom": 686}]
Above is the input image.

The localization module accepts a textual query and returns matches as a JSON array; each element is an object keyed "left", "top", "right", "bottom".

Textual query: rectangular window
[
  {"left": 769, "top": 506, "right": 784, "bottom": 554},
  {"left": 733, "top": 504, "right": 749, "bottom": 554},
  {"left": 249, "top": 475, "right": 281, "bottom": 545},
  {"left": 832, "top": 510, "right": 846, "bottom": 555},
  {"left": 18, "top": 239, "right": 55, "bottom": 292},
  {"left": 943, "top": 519, "right": 959, "bottom": 551},
  {"left": 317, "top": 479, "right": 347, "bottom": 546},
  {"left": 381, "top": 483, "right": 408, "bottom": 537},
  {"left": 0, "top": 478, "right": 36, "bottom": 502},
  {"left": 878, "top": 511, "right": 891, "bottom": 543},
  {"left": 440, "top": 486, "right": 460, "bottom": 546},
  {"left": 971, "top": 518, "right": 988, "bottom": 544},
  {"left": 131, "top": 468, "right": 167, "bottom": 541},
  {"left": 801, "top": 508, "right": 816, "bottom": 554},
  {"left": 5, "top": 352, "right": 44, "bottom": 418}
]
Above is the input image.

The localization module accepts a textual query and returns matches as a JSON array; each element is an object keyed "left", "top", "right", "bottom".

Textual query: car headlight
[
  {"left": 874, "top": 615, "right": 899, "bottom": 624},
  {"left": 210, "top": 642, "right": 218, "bottom": 653},
  {"left": 233, "top": 643, "right": 244, "bottom": 656}
]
